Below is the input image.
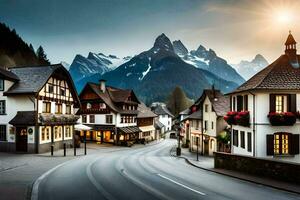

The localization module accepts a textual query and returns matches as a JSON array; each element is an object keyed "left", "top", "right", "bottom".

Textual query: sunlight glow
[{"left": 276, "top": 11, "right": 293, "bottom": 24}]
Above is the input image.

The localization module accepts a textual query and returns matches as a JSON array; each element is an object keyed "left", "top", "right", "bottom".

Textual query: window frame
[
  {"left": 42, "top": 101, "right": 51, "bottom": 113},
  {"left": 106, "top": 115, "right": 113, "bottom": 124},
  {"left": 0, "top": 79, "right": 4, "bottom": 91},
  {"left": 82, "top": 115, "right": 87, "bottom": 123},
  {"left": 55, "top": 103, "right": 62, "bottom": 114},
  {"left": 0, "top": 125, "right": 7, "bottom": 141},
  {"left": 65, "top": 104, "right": 71, "bottom": 115},
  {"left": 247, "top": 132, "right": 252, "bottom": 152},
  {"left": 233, "top": 129, "right": 238, "bottom": 147},
  {"left": 240, "top": 131, "right": 245, "bottom": 148},
  {"left": 274, "top": 132, "right": 290, "bottom": 155},
  {"left": 89, "top": 115, "right": 95, "bottom": 123},
  {"left": 0, "top": 100, "right": 6, "bottom": 115}
]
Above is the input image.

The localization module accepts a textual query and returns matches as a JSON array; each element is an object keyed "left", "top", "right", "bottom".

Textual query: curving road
[{"left": 34, "top": 140, "right": 300, "bottom": 200}]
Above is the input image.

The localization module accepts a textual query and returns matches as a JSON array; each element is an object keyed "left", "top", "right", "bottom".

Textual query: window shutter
[
  {"left": 288, "top": 94, "right": 296, "bottom": 112},
  {"left": 230, "top": 96, "right": 232, "bottom": 111},
  {"left": 266, "top": 135, "right": 274, "bottom": 155},
  {"left": 291, "top": 134, "right": 300, "bottom": 155},
  {"left": 269, "top": 94, "right": 275, "bottom": 112}
]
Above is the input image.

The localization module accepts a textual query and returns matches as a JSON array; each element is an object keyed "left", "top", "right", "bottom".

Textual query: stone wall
[{"left": 214, "top": 152, "right": 300, "bottom": 184}]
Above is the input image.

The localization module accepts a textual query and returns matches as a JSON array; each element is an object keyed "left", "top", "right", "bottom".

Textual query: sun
[{"left": 276, "top": 11, "right": 293, "bottom": 24}]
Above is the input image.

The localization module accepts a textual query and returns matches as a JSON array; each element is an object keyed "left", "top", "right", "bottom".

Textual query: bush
[{"left": 268, "top": 112, "right": 296, "bottom": 126}]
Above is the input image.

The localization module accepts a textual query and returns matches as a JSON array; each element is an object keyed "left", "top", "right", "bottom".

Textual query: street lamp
[{"left": 174, "top": 122, "right": 181, "bottom": 156}]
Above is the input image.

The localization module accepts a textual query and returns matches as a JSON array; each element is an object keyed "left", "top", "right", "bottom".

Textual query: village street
[{"left": 32, "top": 139, "right": 300, "bottom": 200}]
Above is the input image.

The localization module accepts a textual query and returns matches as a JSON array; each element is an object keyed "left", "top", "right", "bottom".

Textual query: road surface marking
[{"left": 157, "top": 174, "right": 206, "bottom": 196}]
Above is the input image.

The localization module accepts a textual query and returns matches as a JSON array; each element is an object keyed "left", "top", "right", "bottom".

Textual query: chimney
[{"left": 99, "top": 79, "right": 106, "bottom": 93}]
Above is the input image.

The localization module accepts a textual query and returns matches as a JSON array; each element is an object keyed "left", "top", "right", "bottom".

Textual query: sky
[{"left": 1, "top": 0, "right": 300, "bottom": 65}]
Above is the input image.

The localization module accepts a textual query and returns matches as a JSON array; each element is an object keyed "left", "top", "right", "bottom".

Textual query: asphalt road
[{"left": 34, "top": 139, "right": 300, "bottom": 200}]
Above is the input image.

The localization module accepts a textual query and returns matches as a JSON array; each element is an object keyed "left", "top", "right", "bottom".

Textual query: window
[
  {"left": 244, "top": 95, "right": 248, "bottom": 111},
  {"left": 240, "top": 131, "right": 245, "bottom": 148},
  {"left": 275, "top": 95, "right": 284, "bottom": 113},
  {"left": 233, "top": 129, "right": 238, "bottom": 147},
  {"left": 274, "top": 133, "right": 289, "bottom": 155},
  {"left": 211, "top": 121, "right": 214, "bottom": 130},
  {"left": 0, "top": 79, "right": 4, "bottom": 91},
  {"left": 205, "top": 104, "right": 209, "bottom": 112},
  {"left": 237, "top": 95, "right": 244, "bottom": 112},
  {"left": 0, "top": 100, "right": 6, "bottom": 115},
  {"left": 43, "top": 102, "right": 51, "bottom": 113},
  {"left": 82, "top": 115, "right": 87, "bottom": 123},
  {"left": 66, "top": 105, "right": 71, "bottom": 114},
  {"left": 65, "top": 126, "right": 72, "bottom": 138},
  {"left": 89, "top": 115, "right": 95, "bottom": 123},
  {"left": 48, "top": 85, "right": 54, "bottom": 93},
  {"left": 106, "top": 115, "right": 113, "bottom": 124},
  {"left": 60, "top": 88, "right": 65, "bottom": 96},
  {"left": 0, "top": 125, "right": 6, "bottom": 141},
  {"left": 204, "top": 120, "right": 208, "bottom": 130},
  {"left": 41, "top": 126, "right": 50, "bottom": 141},
  {"left": 233, "top": 97, "right": 236, "bottom": 111},
  {"left": 247, "top": 132, "right": 252, "bottom": 152},
  {"left": 55, "top": 104, "right": 62, "bottom": 114}
]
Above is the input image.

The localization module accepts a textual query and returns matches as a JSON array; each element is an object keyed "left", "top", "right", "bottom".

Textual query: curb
[{"left": 173, "top": 153, "right": 300, "bottom": 195}]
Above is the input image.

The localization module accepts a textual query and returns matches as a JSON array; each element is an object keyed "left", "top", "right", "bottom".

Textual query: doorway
[{"left": 16, "top": 127, "right": 27, "bottom": 152}]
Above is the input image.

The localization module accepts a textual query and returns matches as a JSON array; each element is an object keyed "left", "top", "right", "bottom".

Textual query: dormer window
[
  {"left": 87, "top": 103, "right": 92, "bottom": 109},
  {"left": 0, "top": 79, "right": 4, "bottom": 91}
]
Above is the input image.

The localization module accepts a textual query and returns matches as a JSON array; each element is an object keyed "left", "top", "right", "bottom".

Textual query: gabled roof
[
  {"left": 229, "top": 54, "right": 300, "bottom": 94},
  {"left": 194, "top": 89, "right": 230, "bottom": 117},
  {"left": 0, "top": 68, "right": 19, "bottom": 81},
  {"left": 181, "top": 110, "right": 202, "bottom": 122},
  {"left": 137, "top": 103, "right": 157, "bottom": 118},
  {"left": 152, "top": 104, "right": 174, "bottom": 118},
  {"left": 81, "top": 82, "right": 139, "bottom": 114},
  {"left": 4, "top": 64, "right": 80, "bottom": 106}
]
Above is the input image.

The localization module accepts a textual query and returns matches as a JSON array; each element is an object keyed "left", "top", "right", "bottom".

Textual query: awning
[
  {"left": 87, "top": 125, "right": 115, "bottom": 131},
  {"left": 139, "top": 125, "right": 155, "bottom": 132},
  {"left": 9, "top": 111, "right": 36, "bottom": 126},
  {"left": 74, "top": 124, "right": 92, "bottom": 131},
  {"left": 118, "top": 126, "right": 141, "bottom": 134}
]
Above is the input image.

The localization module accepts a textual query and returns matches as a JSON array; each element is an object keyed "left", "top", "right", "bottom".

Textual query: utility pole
[{"left": 175, "top": 122, "right": 181, "bottom": 156}]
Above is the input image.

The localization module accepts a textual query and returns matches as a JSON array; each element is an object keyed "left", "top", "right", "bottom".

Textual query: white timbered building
[{"left": 0, "top": 64, "right": 80, "bottom": 153}]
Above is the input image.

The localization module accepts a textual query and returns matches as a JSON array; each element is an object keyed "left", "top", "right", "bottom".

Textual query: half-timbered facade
[
  {"left": 137, "top": 103, "right": 157, "bottom": 142},
  {"left": 0, "top": 64, "right": 80, "bottom": 153},
  {"left": 227, "top": 32, "right": 300, "bottom": 163},
  {"left": 77, "top": 80, "right": 141, "bottom": 145}
]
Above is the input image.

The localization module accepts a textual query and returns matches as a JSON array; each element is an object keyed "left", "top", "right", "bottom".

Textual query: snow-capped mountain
[
  {"left": 69, "top": 52, "right": 130, "bottom": 82},
  {"left": 76, "top": 33, "right": 239, "bottom": 104},
  {"left": 233, "top": 54, "right": 268, "bottom": 80},
  {"left": 173, "top": 40, "right": 245, "bottom": 85}
]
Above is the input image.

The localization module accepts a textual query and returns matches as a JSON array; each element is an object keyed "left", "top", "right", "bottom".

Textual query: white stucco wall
[{"left": 158, "top": 115, "right": 172, "bottom": 131}]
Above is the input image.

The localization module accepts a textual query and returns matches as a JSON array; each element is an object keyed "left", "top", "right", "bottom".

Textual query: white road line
[{"left": 157, "top": 174, "right": 206, "bottom": 196}]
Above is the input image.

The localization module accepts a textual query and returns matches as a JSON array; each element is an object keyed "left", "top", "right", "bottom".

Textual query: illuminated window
[
  {"left": 275, "top": 95, "right": 284, "bottom": 113},
  {"left": 274, "top": 133, "right": 289, "bottom": 155}
]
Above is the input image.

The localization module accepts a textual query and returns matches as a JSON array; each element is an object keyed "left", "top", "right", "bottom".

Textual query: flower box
[
  {"left": 235, "top": 111, "right": 250, "bottom": 127},
  {"left": 224, "top": 111, "right": 238, "bottom": 125},
  {"left": 268, "top": 112, "right": 296, "bottom": 126},
  {"left": 224, "top": 111, "right": 250, "bottom": 127}
]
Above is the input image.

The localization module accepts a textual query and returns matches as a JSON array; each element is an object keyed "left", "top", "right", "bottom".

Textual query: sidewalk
[{"left": 171, "top": 146, "right": 300, "bottom": 195}]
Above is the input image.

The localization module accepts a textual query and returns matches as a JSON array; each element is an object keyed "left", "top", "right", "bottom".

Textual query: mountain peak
[
  {"left": 153, "top": 33, "right": 174, "bottom": 51},
  {"left": 252, "top": 54, "right": 268, "bottom": 64},
  {"left": 173, "top": 40, "right": 188, "bottom": 55}
]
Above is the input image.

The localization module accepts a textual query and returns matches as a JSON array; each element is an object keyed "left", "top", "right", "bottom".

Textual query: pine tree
[
  {"left": 166, "top": 86, "right": 193, "bottom": 117},
  {"left": 36, "top": 45, "right": 50, "bottom": 64},
  {"left": 29, "top": 44, "right": 35, "bottom": 53}
]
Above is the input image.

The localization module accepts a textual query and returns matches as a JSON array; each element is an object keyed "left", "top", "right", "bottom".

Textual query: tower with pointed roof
[{"left": 285, "top": 31, "right": 298, "bottom": 65}]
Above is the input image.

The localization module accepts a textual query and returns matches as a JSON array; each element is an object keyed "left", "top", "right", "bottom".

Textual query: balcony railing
[{"left": 80, "top": 108, "right": 110, "bottom": 114}]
